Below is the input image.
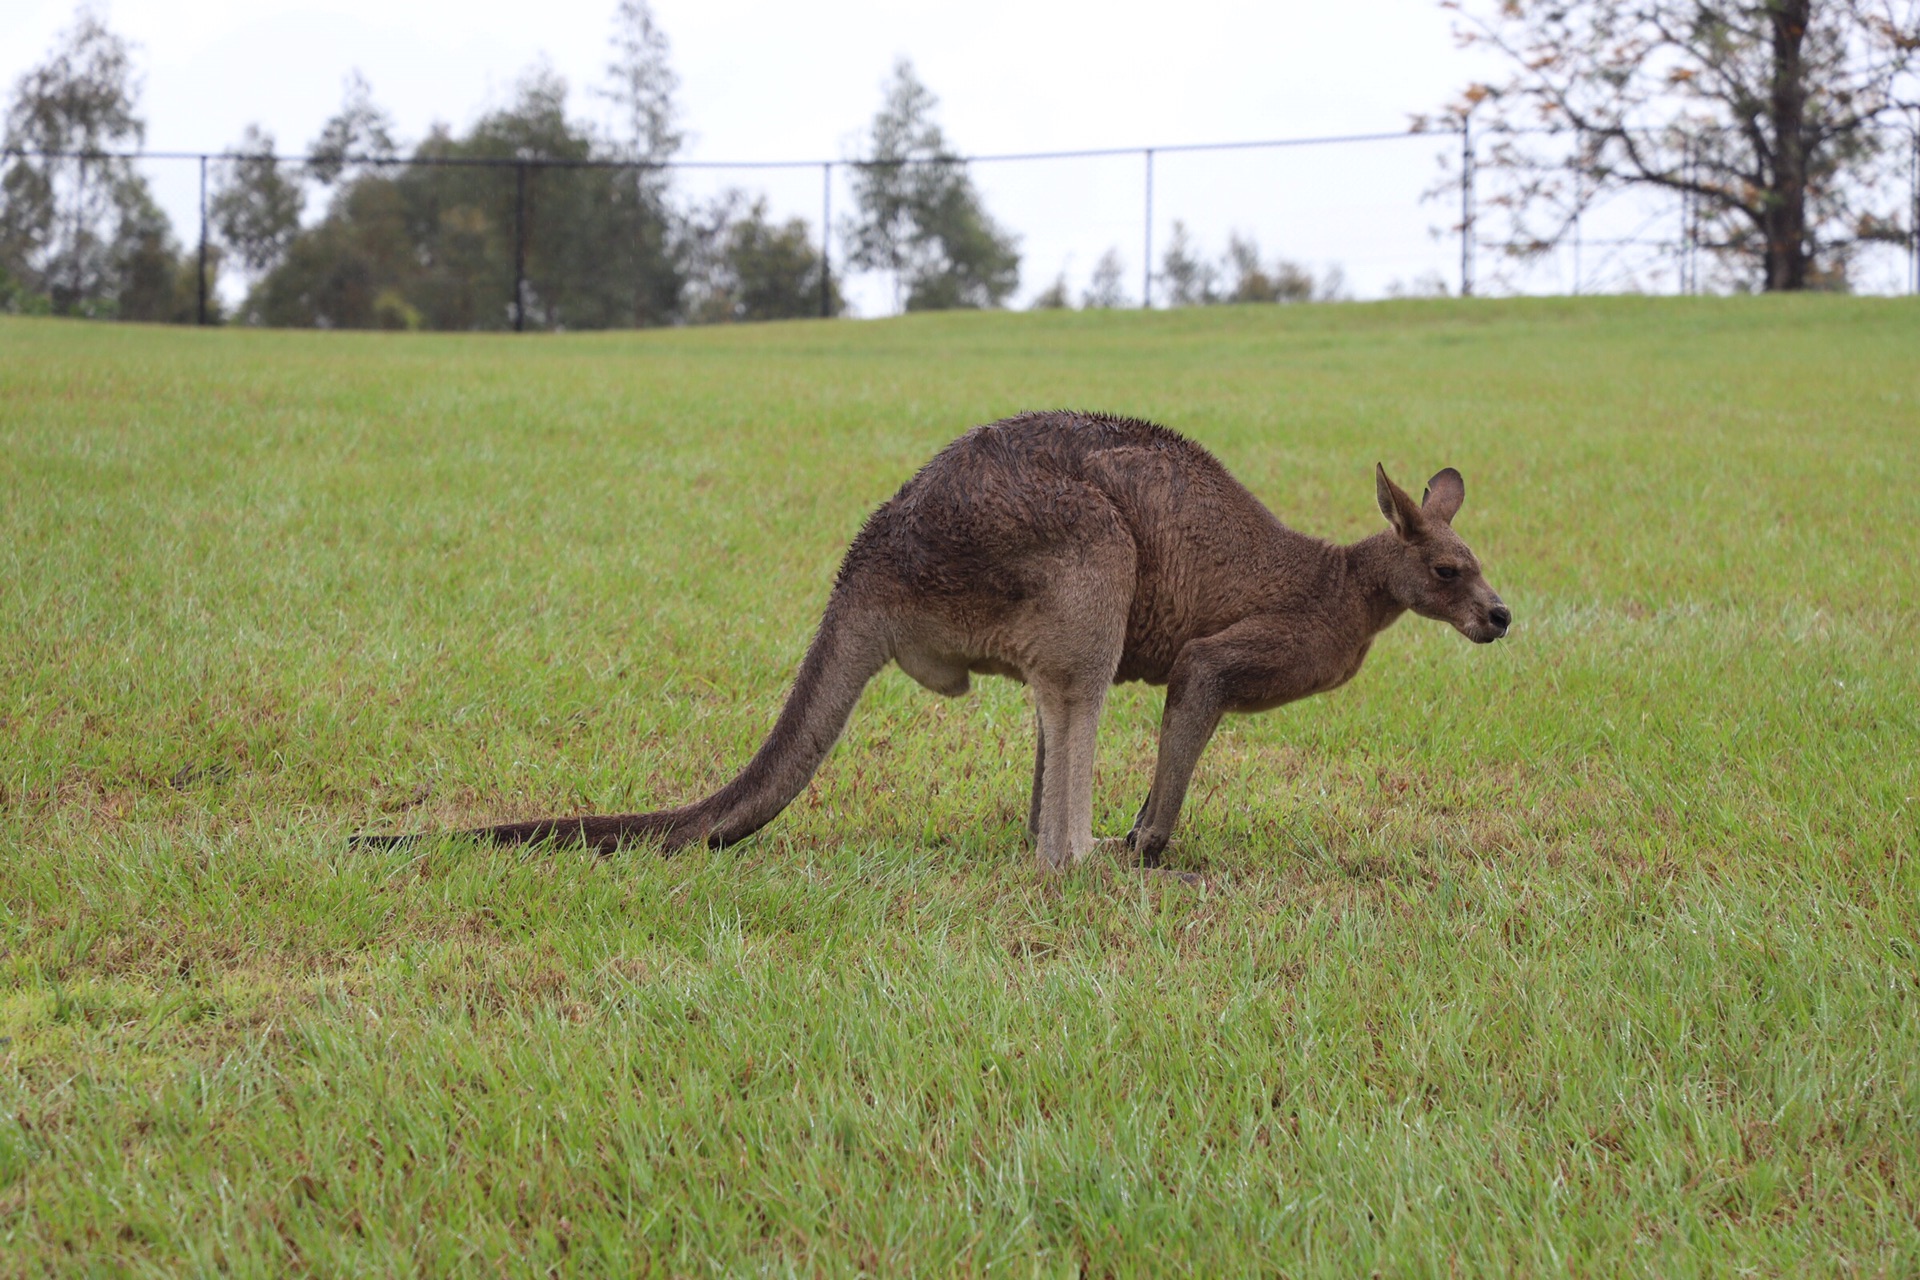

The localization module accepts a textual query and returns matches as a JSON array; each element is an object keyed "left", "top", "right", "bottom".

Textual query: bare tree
[{"left": 1426, "top": 0, "right": 1920, "bottom": 291}]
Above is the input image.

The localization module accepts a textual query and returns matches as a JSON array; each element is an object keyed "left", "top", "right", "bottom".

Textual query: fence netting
[{"left": 7, "top": 125, "right": 1918, "bottom": 329}]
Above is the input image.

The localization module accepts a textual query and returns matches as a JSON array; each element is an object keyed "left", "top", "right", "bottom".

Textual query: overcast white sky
[{"left": 2, "top": 1, "right": 1568, "bottom": 309}]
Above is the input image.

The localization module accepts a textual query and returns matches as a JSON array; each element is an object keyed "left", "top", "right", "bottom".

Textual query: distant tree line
[
  {"left": 7, "top": 1, "right": 1915, "bottom": 321},
  {"left": 1029, "top": 229, "right": 1348, "bottom": 311},
  {"left": 0, "top": 5, "right": 1023, "bottom": 327}
]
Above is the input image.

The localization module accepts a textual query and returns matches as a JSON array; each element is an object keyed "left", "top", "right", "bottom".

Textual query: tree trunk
[{"left": 1765, "top": 0, "right": 1812, "bottom": 290}]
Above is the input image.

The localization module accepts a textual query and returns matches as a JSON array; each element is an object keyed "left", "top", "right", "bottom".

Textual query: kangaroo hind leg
[
  {"left": 1030, "top": 678, "right": 1109, "bottom": 872},
  {"left": 1021, "top": 541, "right": 1133, "bottom": 870},
  {"left": 1026, "top": 705, "right": 1046, "bottom": 843}
]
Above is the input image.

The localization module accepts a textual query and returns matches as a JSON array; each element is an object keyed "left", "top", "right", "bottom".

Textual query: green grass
[{"left": 2, "top": 297, "right": 1917, "bottom": 1275}]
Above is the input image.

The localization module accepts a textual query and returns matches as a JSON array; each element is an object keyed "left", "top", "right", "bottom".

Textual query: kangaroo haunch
[{"left": 357, "top": 411, "right": 1510, "bottom": 870}]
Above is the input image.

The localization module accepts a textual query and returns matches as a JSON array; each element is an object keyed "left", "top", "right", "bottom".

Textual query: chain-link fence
[{"left": 9, "top": 122, "right": 1919, "bottom": 327}]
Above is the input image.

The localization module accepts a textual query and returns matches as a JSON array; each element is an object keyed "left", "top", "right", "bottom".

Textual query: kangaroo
[{"left": 356, "top": 411, "right": 1508, "bottom": 869}]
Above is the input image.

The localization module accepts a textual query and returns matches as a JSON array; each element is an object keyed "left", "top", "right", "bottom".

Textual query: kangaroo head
[{"left": 1373, "top": 464, "right": 1510, "bottom": 644}]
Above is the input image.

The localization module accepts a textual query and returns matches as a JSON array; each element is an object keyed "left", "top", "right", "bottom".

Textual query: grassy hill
[{"left": 3, "top": 298, "right": 1917, "bottom": 1273}]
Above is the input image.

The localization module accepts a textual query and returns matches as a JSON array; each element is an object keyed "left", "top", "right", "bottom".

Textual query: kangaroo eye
[{"left": 1434, "top": 565, "right": 1460, "bottom": 581}]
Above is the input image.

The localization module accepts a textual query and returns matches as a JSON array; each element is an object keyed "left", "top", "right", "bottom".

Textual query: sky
[{"left": 3, "top": 0, "right": 1646, "bottom": 310}]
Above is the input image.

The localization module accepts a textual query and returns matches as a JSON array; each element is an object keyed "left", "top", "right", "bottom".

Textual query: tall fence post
[
  {"left": 1572, "top": 131, "right": 1583, "bottom": 296},
  {"left": 1460, "top": 117, "right": 1475, "bottom": 298},
  {"left": 513, "top": 162, "right": 527, "bottom": 332},
  {"left": 1910, "top": 124, "right": 1918, "bottom": 295},
  {"left": 1142, "top": 148, "right": 1154, "bottom": 309},
  {"left": 1681, "top": 134, "right": 1695, "bottom": 296},
  {"left": 820, "top": 162, "right": 832, "bottom": 318},
  {"left": 197, "top": 153, "right": 209, "bottom": 326}
]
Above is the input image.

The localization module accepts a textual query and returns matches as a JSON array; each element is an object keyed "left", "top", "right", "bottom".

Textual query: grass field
[{"left": 3, "top": 297, "right": 1918, "bottom": 1275}]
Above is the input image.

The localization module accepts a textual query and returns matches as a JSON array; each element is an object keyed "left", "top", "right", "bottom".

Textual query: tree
[
  {"left": 681, "top": 193, "right": 841, "bottom": 322},
  {"left": 845, "top": 59, "right": 1020, "bottom": 311},
  {"left": 0, "top": 5, "right": 187, "bottom": 317},
  {"left": 210, "top": 124, "right": 304, "bottom": 280},
  {"left": 599, "top": 0, "right": 683, "bottom": 321},
  {"left": 1156, "top": 221, "right": 1218, "bottom": 306},
  {"left": 308, "top": 71, "right": 397, "bottom": 188},
  {"left": 601, "top": 0, "right": 681, "bottom": 171},
  {"left": 246, "top": 174, "right": 410, "bottom": 329},
  {"left": 720, "top": 200, "right": 840, "bottom": 320},
  {"left": 1223, "top": 233, "right": 1318, "bottom": 303},
  {"left": 252, "top": 64, "right": 687, "bottom": 331},
  {"left": 1082, "top": 247, "right": 1129, "bottom": 308},
  {"left": 115, "top": 182, "right": 211, "bottom": 322},
  {"left": 1028, "top": 272, "right": 1072, "bottom": 309},
  {"left": 1386, "top": 270, "right": 1453, "bottom": 298},
  {"left": 1430, "top": 0, "right": 1920, "bottom": 291},
  {"left": 243, "top": 76, "right": 402, "bottom": 328},
  {"left": 1156, "top": 226, "right": 1344, "bottom": 307}
]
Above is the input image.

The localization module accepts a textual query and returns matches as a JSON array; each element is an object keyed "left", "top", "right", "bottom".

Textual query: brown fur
[{"left": 355, "top": 411, "right": 1509, "bottom": 869}]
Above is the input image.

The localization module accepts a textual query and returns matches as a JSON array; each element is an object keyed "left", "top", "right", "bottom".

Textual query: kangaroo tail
[{"left": 351, "top": 595, "right": 891, "bottom": 856}]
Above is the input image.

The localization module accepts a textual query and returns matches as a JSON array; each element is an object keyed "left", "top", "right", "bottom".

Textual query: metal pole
[
  {"left": 197, "top": 154, "right": 208, "bottom": 326},
  {"left": 1142, "top": 148, "right": 1154, "bottom": 308},
  {"left": 69, "top": 154, "right": 85, "bottom": 311},
  {"left": 1910, "top": 124, "right": 1918, "bottom": 295},
  {"left": 1681, "top": 135, "right": 1694, "bottom": 296},
  {"left": 820, "top": 162, "right": 832, "bottom": 318},
  {"left": 513, "top": 162, "right": 527, "bottom": 332},
  {"left": 1572, "top": 132, "right": 1582, "bottom": 296},
  {"left": 1460, "top": 118, "right": 1474, "bottom": 298}
]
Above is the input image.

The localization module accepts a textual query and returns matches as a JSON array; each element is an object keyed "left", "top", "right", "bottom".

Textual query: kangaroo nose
[{"left": 1489, "top": 604, "right": 1511, "bottom": 631}]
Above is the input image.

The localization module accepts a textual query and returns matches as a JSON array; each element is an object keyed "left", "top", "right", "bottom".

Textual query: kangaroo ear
[
  {"left": 1421, "top": 467, "right": 1464, "bottom": 522},
  {"left": 1376, "top": 463, "right": 1428, "bottom": 540}
]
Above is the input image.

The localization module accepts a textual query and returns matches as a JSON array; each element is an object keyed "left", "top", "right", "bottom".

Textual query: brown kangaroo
[{"left": 356, "top": 411, "right": 1508, "bottom": 869}]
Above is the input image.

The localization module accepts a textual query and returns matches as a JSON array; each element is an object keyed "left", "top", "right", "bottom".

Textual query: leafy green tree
[
  {"left": 1223, "top": 233, "right": 1315, "bottom": 303},
  {"left": 114, "top": 183, "right": 213, "bottom": 322},
  {"left": 845, "top": 59, "right": 1020, "bottom": 311},
  {"left": 721, "top": 196, "right": 840, "bottom": 321},
  {"left": 0, "top": 5, "right": 189, "bottom": 318},
  {"left": 210, "top": 124, "right": 303, "bottom": 281},
  {"left": 244, "top": 3, "right": 850, "bottom": 332},
  {"left": 473, "top": 66, "right": 686, "bottom": 327},
  {"left": 246, "top": 174, "right": 407, "bottom": 328},
  {"left": 1157, "top": 227, "right": 1342, "bottom": 307},
  {"left": 601, "top": 0, "right": 681, "bottom": 172},
  {"left": 599, "top": 0, "right": 683, "bottom": 324},
  {"left": 1082, "top": 247, "right": 1129, "bottom": 308},
  {"left": 1156, "top": 221, "right": 1217, "bottom": 306},
  {"left": 681, "top": 193, "right": 841, "bottom": 322},
  {"left": 252, "top": 64, "right": 686, "bottom": 331},
  {"left": 242, "top": 75, "right": 401, "bottom": 327},
  {"left": 308, "top": 71, "right": 397, "bottom": 188},
  {"left": 1385, "top": 271, "right": 1452, "bottom": 298},
  {"left": 1028, "top": 272, "right": 1072, "bottom": 309}
]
